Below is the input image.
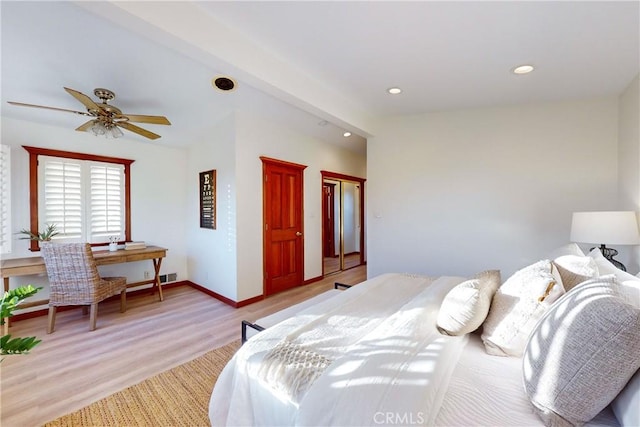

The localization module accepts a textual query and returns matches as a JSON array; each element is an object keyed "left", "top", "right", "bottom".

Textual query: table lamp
[{"left": 570, "top": 211, "right": 640, "bottom": 271}]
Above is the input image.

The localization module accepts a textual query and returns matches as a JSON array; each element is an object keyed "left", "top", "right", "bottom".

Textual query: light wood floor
[
  {"left": 0, "top": 266, "right": 366, "bottom": 427},
  {"left": 323, "top": 253, "right": 362, "bottom": 274}
]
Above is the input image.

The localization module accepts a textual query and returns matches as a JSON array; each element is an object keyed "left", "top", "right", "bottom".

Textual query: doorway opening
[{"left": 321, "top": 171, "right": 366, "bottom": 276}]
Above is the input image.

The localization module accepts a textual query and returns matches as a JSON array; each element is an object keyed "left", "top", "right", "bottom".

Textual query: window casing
[{"left": 24, "top": 146, "right": 133, "bottom": 251}]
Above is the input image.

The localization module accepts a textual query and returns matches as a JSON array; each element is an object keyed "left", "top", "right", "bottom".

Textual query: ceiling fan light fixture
[
  {"left": 109, "top": 125, "right": 124, "bottom": 139},
  {"left": 10, "top": 87, "right": 170, "bottom": 140},
  {"left": 90, "top": 121, "right": 106, "bottom": 136},
  {"left": 90, "top": 120, "right": 123, "bottom": 139}
]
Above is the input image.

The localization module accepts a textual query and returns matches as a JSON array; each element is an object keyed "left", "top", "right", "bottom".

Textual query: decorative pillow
[
  {"left": 546, "top": 243, "right": 585, "bottom": 259},
  {"left": 589, "top": 248, "right": 640, "bottom": 307},
  {"left": 552, "top": 255, "right": 598, "bottom": 291},
  {"left": 523, "top": 276, "right": 640, "bottom": 426},
  {"left": 436, "top": 270, "right": 501, "bottom": 336},
  {"left": 481, "top": 260, "right": 564, "bottom": 357},
  {"left": 588, "top": 248, "right": 637, "bottom": 281}
]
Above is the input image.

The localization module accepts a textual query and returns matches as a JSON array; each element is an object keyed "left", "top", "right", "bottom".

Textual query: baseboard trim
[
  {"left": 11, "top": 277, "right": 322, "bottom": 322},
  {"left": 303, "top": 275, "right": 323, "bottom": 285},
  {"left": 10, "top": 281, "right": 188, "bottom": 323},
  {"left": 185, "top": 281, "right": 264, "bottom": 308},
  {"left": 187, "top": 278, "right": 324, "bottom": 307}
]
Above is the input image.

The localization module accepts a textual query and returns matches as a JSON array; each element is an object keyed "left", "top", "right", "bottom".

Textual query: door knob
[{"left": 296, "top": 231, "right": 303, "bottom": 236}]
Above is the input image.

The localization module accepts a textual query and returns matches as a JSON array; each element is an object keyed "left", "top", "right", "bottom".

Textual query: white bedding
[
  {"left": 209, "top": 273, "right": 621, "bottom": 427},
  {"left": 209, "top": 273, "right": 468, "bottom": 426},
  {"left": 437, "top": 334, "right": 619, "bottom": 427}
]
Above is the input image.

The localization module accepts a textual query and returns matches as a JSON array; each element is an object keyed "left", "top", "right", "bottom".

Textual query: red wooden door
[{"left": 261, "top": 157, "right": 306, "bottom": 296}]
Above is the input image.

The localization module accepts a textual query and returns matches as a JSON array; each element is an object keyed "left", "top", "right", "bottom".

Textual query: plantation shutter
[
  {"left": 0, "top": 145, "right": 11, "bottom": 253},
  {"left": 89, "top": 163, "right": 124, "bottom": 242},
  {"left": 41, "top": 157, "right": 83, "bottom": 239}
]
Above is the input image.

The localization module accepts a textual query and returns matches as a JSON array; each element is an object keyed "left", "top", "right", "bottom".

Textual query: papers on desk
[{"left": 124, "top": 241, "right": 147, "bottom": 250}]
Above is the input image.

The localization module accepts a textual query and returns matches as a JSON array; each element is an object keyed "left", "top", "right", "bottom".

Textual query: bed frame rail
[{"left": 241, "top": 320, "right": 265, "bottom": 344}]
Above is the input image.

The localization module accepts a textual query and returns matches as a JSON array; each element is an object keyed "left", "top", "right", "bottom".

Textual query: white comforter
[{"left": 209, "top": 273, "right": 469, "bottom": 426}]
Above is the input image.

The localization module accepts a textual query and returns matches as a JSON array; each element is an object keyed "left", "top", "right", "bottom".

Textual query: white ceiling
[{"left": 2, "top": 1, "right": 638, "bottom": 153}]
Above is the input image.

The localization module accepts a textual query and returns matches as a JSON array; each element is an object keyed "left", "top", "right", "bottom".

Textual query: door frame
[{"left": 320, "top": 171, "right": 366, "bottom": 275}]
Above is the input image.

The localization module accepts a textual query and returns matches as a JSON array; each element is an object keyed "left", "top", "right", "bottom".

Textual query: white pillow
[
  {"left": 523, "top": 276, "right": 640, "bottom": 426},
  {"left": 588, "top": 248, "right": 640, "bottom": 307},
  {"left": 546, "top": 242, "right": 585, "bottom": 259},
  {"left": 552, "top": 254, "right": 598, "bottom": 291},
  {"left": 436, "top": 270, "right": 501, "bottom": 336},
  {"left": 588, "top": 248, "right": 637, "bottom": 281},
  {"left": 481, "top": 260, "right": 564, "bottom": 357}
]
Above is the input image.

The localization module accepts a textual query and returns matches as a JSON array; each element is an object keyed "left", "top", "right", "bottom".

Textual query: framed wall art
[{"left": 199, "top": 169, "right": 216, "bottom": 229}]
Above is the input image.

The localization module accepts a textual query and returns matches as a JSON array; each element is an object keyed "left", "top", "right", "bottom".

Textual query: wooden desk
[{"left": 1, "top": 246, "right": 167, "bottom": 333}]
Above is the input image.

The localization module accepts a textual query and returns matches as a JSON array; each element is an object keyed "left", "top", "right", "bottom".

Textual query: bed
[{"left": 209, "top": 245, "right": 640, "bottom": 427}]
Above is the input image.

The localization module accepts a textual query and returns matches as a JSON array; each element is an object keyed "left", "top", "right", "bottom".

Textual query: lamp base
[{"left": 593, "top": 244, "right": 627, "bottom": 272}]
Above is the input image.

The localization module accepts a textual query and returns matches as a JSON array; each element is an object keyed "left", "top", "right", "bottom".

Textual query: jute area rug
[{"left": 44, "top": 340, "right": 241, "bottom": 427}]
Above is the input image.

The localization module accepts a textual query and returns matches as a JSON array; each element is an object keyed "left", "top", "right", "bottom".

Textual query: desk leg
[
  {"left": 3, "top": 277, "right": 10, "bottom": 335},
  {"left": 152, "top": 258, "right": 164, "bottom": 302}
]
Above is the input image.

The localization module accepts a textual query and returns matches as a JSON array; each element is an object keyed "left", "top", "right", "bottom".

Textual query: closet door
[{"left": 321, "top": 171, "right": 366, "bottom": 276}]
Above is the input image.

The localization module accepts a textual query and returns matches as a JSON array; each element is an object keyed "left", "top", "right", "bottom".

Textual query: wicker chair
[{"left": 40, "top": 242, "right": 127, "bottom": 333}]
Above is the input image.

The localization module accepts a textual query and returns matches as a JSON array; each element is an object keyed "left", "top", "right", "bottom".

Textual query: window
[
  {"left": 24, "top": 146, "right": 133, "bottom": 251},
  {"left": 1, "top": 145, "right": 11, "bottom": 254},
  {"left": 39, "top": 156, "right": 125, "bottom": 243}
]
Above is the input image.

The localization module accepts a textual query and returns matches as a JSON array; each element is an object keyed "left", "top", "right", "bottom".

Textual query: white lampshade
[{"left": 570, "top": 211, "right": 640, "bottom": 245}]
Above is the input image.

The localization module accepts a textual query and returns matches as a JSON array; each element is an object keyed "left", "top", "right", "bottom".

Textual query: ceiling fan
[{"left": 7, "top": 87, "right": 171, "bottom": 140}]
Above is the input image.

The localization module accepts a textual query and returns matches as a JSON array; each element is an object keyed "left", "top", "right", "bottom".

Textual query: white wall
[
  {"left": 618, "top": 74, "right": 640, "bottom": 272},
  {"left": 185, "top": 114, "right": 239, "bottom": 301},
  {"left": 367, "top": 97, "right": 619, "bottom": 279},
  {"left": 234, "top": 111, "right": 366, "bottom": 301},
  {"left": 2, "top": 117, "right": 189, "bottom": 302}
]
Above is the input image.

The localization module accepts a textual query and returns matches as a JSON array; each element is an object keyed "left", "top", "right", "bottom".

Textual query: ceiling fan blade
[
  {"left": 119, "top": 114, "right": 171, "bottom": 125},
  {"left": 64, "top": 87, "right": 101, "bottom": 111},
  {"left": 117, "top": 121, "right": 161, "bottom": 140},
  {"left": 7, "top": 101, "right": 92, "bottom": 116},
  {"left": 75, "top": 120, "right": 96, "bottom": 132}
]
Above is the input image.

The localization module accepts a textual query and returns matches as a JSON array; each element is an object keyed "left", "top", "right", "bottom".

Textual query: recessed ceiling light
[
  {"left": 343, "top": 131, "right": 352, "bottom": 137},
  {"left": 512, "top": 64, "right": 535, "bottom": 75},
  {"left": 387, "top": 87, "right": 402, "bottom": 95},
  {"left": 318, "top": 120, "right": 328, "bottom": 127}
]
